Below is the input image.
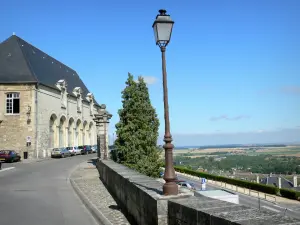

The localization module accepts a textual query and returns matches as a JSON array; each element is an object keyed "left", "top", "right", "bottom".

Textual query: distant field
[{"left": 171, "top": 146, "right": 300, "bottom": 158}]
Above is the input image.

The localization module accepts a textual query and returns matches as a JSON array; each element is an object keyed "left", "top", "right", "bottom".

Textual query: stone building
[{"left": 0, "top": 35, "right": 108, "bottom": 159}]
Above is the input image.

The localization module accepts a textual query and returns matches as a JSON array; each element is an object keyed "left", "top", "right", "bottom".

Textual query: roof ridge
[{"left": 15, "top": 36, "right": 39, "bottom": 83}]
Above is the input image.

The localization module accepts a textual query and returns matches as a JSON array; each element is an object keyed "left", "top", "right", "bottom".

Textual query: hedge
[
  {"left": 174, "top": 166, "right": 279, "bottom": 195},
  {"left": 280, "top": 188, "right": 300, "bottom": 200}
]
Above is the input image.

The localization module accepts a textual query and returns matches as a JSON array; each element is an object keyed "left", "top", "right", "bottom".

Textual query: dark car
[
  {"left": 80, "top": 145, "right": 93, "bottom": 155},
  {"left": 0, "top": 150, "right": 21, "bottom": 163}
]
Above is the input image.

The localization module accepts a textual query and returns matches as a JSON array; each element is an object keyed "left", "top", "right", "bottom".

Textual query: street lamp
[{"left": 152, "top": 9, "right": 178, "bottom": 195}]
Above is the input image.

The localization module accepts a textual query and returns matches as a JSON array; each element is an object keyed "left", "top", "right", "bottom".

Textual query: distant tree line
[
  {"left": 175, "top": 155, "right": 300, "bottom": 175},
  {"left": 176, "top": 144, "right": 286, "bottom": 150}
]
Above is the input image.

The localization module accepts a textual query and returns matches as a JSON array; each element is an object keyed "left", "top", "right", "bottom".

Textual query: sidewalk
[{"left": 70, "top": 159, "right": 130, "bottom": 225}]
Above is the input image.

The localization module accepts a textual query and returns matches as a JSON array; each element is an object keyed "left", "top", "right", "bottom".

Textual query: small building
[
  {"left": 260, "top": 175, "right": 299, "bottom": 191},
  {"left": 0, "top": 35, "right": 108, "bottom": 159}
]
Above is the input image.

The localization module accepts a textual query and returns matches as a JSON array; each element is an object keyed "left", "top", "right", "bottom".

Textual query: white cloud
[
  {"left": 136, "top": 76, "right": 158, "bottom": 85},
  {"left": 210, "top": 114, "right": 250, "bottom": 121}
]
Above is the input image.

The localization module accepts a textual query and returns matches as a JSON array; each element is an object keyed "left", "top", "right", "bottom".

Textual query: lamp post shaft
[{"left": 161, "top": 46, "right": 178, "bottom": 195}]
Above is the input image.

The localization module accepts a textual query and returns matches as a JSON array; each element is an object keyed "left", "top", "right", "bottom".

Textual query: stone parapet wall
[
  {"left": 97, "top": 160, "right": 300, "bottom": 225},
  {"left": 168, "top": 196, "right": 300, "bottom": 225},
  {"left": 97, "top": 160, "right": 171, "bottom": 225}
]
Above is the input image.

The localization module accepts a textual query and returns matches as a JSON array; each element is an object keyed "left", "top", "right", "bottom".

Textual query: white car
[
  {"left": 66, "top": 146, "right": 81, "bottom": 156},
  {"left": 91, "top": 145, "right": 97, "bottom": 153},
  {"left": 177, "top": 181, "right": 196, "bottom": 190}
]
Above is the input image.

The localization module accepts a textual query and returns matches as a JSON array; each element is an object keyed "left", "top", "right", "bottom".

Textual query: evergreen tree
[{"left": 113, "top": 73, "right": 161, "bottom": 177}]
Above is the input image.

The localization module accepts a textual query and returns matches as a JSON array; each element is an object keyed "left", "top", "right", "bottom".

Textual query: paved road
[
  {"left": 0, "top": 155, "right": 99, "bottom": 225},
  {"left": 177, "top": 175, "right": 300, "bottom": 220}
]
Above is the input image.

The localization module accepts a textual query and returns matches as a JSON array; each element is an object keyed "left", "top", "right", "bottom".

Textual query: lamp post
[{"left": 152, "top": 9, "right": 178, "bottom": 195}]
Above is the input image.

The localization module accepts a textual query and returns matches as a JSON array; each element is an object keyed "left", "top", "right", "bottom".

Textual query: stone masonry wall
[
  {"left": 97, "top": 160, "right": 172, "bottom": 225},
  {"left": 97, "top": 160, "right": 300, "bottom": 225},
  {"left": 0, "top": 84, "right": 36, "bottom": 158},
  {"left": 168, "top": 196, "right": 300, "bottom": 225}
]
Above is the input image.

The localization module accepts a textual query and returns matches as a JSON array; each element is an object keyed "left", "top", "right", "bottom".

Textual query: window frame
[{"left": 6, "top": 92, "right": 20, "bottom": 115}]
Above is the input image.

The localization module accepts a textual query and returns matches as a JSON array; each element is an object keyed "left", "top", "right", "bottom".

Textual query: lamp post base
[{"left": 163, "top": 181, "right": 178, "bottom": 195}]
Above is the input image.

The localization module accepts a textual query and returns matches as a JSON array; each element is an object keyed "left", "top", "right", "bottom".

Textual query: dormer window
[
  {"left": 87, "top": 93, "right": 94, "bottom": 116},
  {"left": 73, "top": 87, "right": 82, "bottom": 113},
  {"left": 56, "top": 80, "right": 67, "bottom": 109}
]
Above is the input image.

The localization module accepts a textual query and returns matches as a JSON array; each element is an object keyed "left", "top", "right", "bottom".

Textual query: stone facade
[
  {"left": 0, "top": 83, "right": 103, "bottom": 159},
  {"left": 0, "top": 84, "right": 36, "bottom": 158}
]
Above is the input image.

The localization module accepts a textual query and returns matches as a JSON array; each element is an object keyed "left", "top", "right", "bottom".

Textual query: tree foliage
[{"left": 112, "top": 73, "right": 161, "bottom": 177}]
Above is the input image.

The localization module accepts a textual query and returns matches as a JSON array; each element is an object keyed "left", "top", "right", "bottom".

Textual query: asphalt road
[
  {"left": 0, "top": 155, "right": 99, "bottom": 225},
  {"left": 177, "top": 175, "right": 300, "bottom": 220}
]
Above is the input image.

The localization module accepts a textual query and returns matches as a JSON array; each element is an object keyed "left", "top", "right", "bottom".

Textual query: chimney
[
  {"left": 256, "top": 175, "right": 259, "bottom": 183},
  {"left": 278, "top": 177, "right": 282, "bottom": 189},
  {"left": 293, "top": 176, "right": 297, "bottom": 188}
]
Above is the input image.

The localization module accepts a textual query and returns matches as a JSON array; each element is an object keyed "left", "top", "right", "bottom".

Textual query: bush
[
  {"left": 280, "top": 188, "right": 300, "bottom": 200},
  {"left": 174, "top": 166, "right": 279, "bottom": 195}
]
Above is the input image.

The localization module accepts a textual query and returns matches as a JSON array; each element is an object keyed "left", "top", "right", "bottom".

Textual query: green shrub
[
  {"left": 174, "top": 166, "right": 279, "bottom": 195},
  {"left": 280, "top": 188, "right": 300, "bottom": 200}
]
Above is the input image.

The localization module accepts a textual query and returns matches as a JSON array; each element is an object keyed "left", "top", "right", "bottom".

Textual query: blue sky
[{"left": 1, "top": 0, "right": 299, "bottom": 145}]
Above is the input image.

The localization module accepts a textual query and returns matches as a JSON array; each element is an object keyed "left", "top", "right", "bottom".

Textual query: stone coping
[
  {"left": 168, "top": 196, "right": 300, "bottom": 225},
  {"left": 100, "top": 160, "right": 191, "bottom": 200}
]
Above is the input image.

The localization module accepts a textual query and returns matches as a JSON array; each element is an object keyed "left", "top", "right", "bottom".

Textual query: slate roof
[
  {"left": 0, "top": 35, "right": 99, "bottom": 105},
  {"left": 260, "top": 176, "right": 300, "bottom": 191}
]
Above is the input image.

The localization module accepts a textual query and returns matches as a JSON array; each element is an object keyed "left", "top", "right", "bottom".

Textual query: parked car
[
  {"left": 176, "top": 181, "right": 196, "bottom": 190},
  {"left": 51, "top": 148, "right": 71, "bottom": 158},
  {"left": 91, "top": 145, "right": 97, "bottom": 153},
  {"left": 77, "top": 145, "right": 83, "bottom": 153},
  {"left": 66, "top": 146, "right": 81, "bottom": 156},
  {"left": 80, "top": 145, "right": 93, "bottom": 155},
  {"left": 0, "top": 150, "right": 21, "bottom": 163}
]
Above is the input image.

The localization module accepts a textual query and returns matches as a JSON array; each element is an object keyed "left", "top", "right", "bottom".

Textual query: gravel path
[{"left": 70, "top": 159, "right": 130, "bottom": 225}]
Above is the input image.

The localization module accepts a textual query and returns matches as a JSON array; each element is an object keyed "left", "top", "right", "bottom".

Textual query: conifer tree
[{"left": 113, "top": 73, "right": 161, "bottom": 177}]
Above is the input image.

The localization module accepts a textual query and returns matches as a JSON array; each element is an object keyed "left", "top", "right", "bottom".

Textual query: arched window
[{"left": 6, "top": 93, "right": 20, "bottom": 114}]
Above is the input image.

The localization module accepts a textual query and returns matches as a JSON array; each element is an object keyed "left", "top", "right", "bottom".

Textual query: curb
[
  {"left": 0, "top": 167, "right": 15, "bottom": 173},
  {"left": 69, "top": 165, "right": 113, "bottom": 225}
]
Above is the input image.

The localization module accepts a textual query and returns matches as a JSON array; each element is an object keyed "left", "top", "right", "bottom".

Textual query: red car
[{"left": 0, "top": 150, "right": 21, "bottom": 163}]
